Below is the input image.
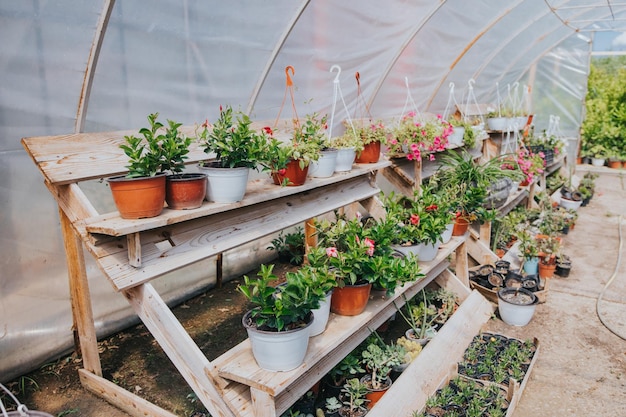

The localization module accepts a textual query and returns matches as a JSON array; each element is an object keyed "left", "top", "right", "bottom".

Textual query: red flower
[
  {"left": 278, "top": 169, "right": 286, "bottom": 176},
  {"left": 426, "top": 204, "right": 438, "bottom": 212},
  {"left": 201, "top": 119, "right": 210, "bottom": 128},
  {"left": 263, "top": 126, "right": 274, "bottom": 135},
  {"left": 410, "top": 214, "right": 420, "bottom": 225}
]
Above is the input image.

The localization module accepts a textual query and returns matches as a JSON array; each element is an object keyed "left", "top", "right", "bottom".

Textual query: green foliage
[
  {"left": 238, "top": 264, "right": 322, "bottom": 332},
  {"left": 360, "top": 342, "right": 405, "bottom": 389},
  {"left": 199, "top": 105, "right": 269, "bottom": 169},
  {"left": 120, "top": 113, "right": 171, "bottom": 178},
  {"left": 581, "top": 57, "right": 626, "bottom": 157},
  {"left": 267, "top": 228, "right": 305, "bottom": 265},
  {"left": 327, "top": 352, "right": 365, "bottom": 386},
  {"left": 340, "top": 378, "right": 369, "bottom": 415}
]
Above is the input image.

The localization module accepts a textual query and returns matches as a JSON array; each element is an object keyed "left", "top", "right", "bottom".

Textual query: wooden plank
[
  {"left": 251, "top": 388, "right": 277, "bottom": 417},
  {"left": 21, "top": 128, "right": 206, "bottom": 185},
  {"left": 467, "top": 234, "right": 498, "bottom": 265},
  {"left": 94, "top": 177, "right": 383, "bottom": 291},
  {"left": 366, "top": 290, "right": 495, "bottom": 417},
  {"left": 127, "top": 232, "right": 142, "bottom": 267},
  {"left": 84, "top": 161, "right": 390, "bottom": 237},
  {"left": 61, "top": 209, "right": 102, "bottom": 376},
  {"left": 435, "top": 269, "right": 471, "bottom": 303},
  {"left": 215, "top": 237, "right": 466, "bottom": 398},
  {"left": 123, "top": 283, "right": 235, "bottom": 417},
  {"left": 455, "top": 240, "right": 469, "bottom": 286},
  {"left": 79, "top": 369, "right": 178, "bottom": 417}
]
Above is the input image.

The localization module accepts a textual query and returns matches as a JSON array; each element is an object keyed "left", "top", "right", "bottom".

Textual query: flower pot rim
[
  {"left": 242, "top": 309, "right": 314, "bottom": 334},
  {"left": 198, "top": 162, "right": 251, "bottom": 171},
  {"left": 497, "top": 287, "right": 538, "bottom": 306},
  {"left": 107, "top": 172, "right": 166, "bottom": 183},
  {"left": 166, "top": 172, "right": 207, "bottom": 181}
]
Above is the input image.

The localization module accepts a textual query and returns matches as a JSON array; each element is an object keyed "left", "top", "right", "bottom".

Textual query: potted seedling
[
  {"left": 338, "top": 378, "right": 369, "bottom": 417},
  {"left": 238, "top": 264, "right": 324, "bottom": 371},
  {"left": 198, "top": 105, "right": 269, "bottom": 202},
  {"left": 108, "top": 113, "right": 168, "bottom": 219},
  {"left": 360, "top": 338, "right": 405, "bottom": 408}
]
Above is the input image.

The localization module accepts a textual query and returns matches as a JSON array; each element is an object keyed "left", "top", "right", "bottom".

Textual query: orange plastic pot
[
  {"left": 452, "top": 215, "right": 470, "bottom": 236},
  {"left": 272, "top": 159, "right": 309, "bottom": 186},
  {"left": 108, "top": 174, "right": 166, "bottom": 219},
  {"left": 608, "top": 160, "right": 622, "bottom": 169},
  {"left": 538, "top": 260, "right": 557, "bottom": 279},
  {"left": 165, "top": 173, "right": 207, "bottom": 210},
  {"left": 355, "top": 141, "right": 381, "bottom": 163},
  {"left": 330, "top": 282, "right": 372, "bottom": 316},
  {"left": 362, "top": 375, "right": 392, "bottom": 409}
]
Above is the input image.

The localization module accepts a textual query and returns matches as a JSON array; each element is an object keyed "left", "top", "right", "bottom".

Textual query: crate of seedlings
[{"left": 456, "top": 332, "right": 540, "bottom": 416}]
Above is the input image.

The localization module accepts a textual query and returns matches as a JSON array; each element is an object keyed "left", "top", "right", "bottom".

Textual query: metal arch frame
[
  {"left": 422, "top": 0, "right": 527, "bottom": 110},
  {"left": 246, "top": 0, "right": 310, "bottom": 116},
  {"left": 74, "top": 0, "right": 116, "bottom": 134},
  {"left": 363, "top": 1, "right": 448, "bottom": 111},
  {"left": 489, "top": 6, "right": 617, "bottom": 93}
]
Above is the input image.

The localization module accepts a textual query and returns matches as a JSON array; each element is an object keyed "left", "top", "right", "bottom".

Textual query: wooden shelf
[{"left": 213, "top": 237, "right": 467, "bottom": 416}]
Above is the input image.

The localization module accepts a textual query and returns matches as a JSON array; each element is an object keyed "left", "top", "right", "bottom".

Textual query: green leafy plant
[
  {"left": 355, "top": 119, "right": 389, "bottom": 146},
  {"left": 331, "top": 129, "right": 362, "bottom": 150},
  {"left": 360, "top": 341, "right": 405, "bottom": 389},
  {"left": 327, "top": 352, "right": 365, "bottom": 387},
  {"left": 238, "top": 264, "right": 321, "bottom": 332},
  {"left": 389, "top": 112, "right": 453, "bottom": 160},
  {"left": 340, "top": 378, "right": 369, "bottom": 416},
  {"left": 267, "top": 227, "right": 306, "bottom": 265},
  {"left": 120, "top": 113, "right": 169, "bottom": 178},
  {"left": 198, "top": 105, "right": 269, "bottom": 169}
]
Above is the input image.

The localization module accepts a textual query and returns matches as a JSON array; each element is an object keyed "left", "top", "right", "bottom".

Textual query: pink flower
[
  {"left": 410, "top": 214, "right": 420, "bottom": 225},
  {"left": 326, "top": 247, "right": 338, "bottom": 258},
  {"left": 364, "top": 238, "right": 375, "bottom": 256},
  {"left": 429, "top": 154, "right": 435, "bottom": 161}
]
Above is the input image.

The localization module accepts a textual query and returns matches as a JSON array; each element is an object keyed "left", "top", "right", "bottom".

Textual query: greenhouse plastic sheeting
[{"left": 1, "top": 0, "right": 620, "bottom": 382}]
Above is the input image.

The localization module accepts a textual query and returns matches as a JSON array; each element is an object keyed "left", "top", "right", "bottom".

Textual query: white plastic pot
[
  {"left": 448, "top": 127, "right": 465, "bottom": 147},
  {"left": 559, "top": 197, "right": 583, "bottom": 211},
  {"left": 439, "top": 223, "right": 454, "bottom": 244},
  {"left": 335, "top": 147, "right": 356, "bottom": 172},
  {"left": 309, "top": 291, "right": 332, "bottom": 337},
  {"left": 243, "top": 310, "right": 313, "bottom": 371},
  {"left": 198, "top": 164, "right": 249, "bottom": 203},
  {"left": 497, "top": 288, "right": 538, "bottom": 327},
  {"left": 309, "top": 149, "right": 338, "bottom": 178},
  {"left": 392, "top": 241, "right": 440, "bottom": 262}
]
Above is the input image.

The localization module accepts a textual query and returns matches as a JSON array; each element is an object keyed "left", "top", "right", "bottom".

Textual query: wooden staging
[{"left": 22, "top": 128, "right": 491, "bottom": 417}]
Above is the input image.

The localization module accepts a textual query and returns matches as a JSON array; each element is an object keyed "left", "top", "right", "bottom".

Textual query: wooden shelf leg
[
  {"left": 251, "top": 388, "right": 278, "bottom": 417},
  {"left": 60, "top": 209, "right": 102, "bottom": 376},
  {"left": 455, "top": 240, "right": 469, "bottom": 287}
]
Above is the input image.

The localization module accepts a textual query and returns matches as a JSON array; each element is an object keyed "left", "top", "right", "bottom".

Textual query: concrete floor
[{"left": 485, "top": 167, "right": 626, "bottom": 416}]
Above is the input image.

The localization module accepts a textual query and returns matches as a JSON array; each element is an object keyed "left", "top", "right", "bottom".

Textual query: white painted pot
[
  {"left": 392, "top": 241, "right": 440, "bottom": 262},
  {"left": 439, "top": 223, "right": 455, "bottom": 245},
  {"left": 243, "top": 310, "right": 313, "bottom": 371},
  {"left": 487, "top": 117, "right": 507, "bottom": 131},
  {"left": 198, "top": 164, "right": 249, "bottom": 203},
  {"left": 309, "top": 149, "right": 338, "bottom": 178},
  {"left": 309, "top": 291, "right": 332, "bottom": 337},
  {"left": 497, "top": 288, "right": 537, "bottom": 327},
  {"left": 591, "top": 158, "right": 605, "bottom": 167},
  {"left": 335, "top": 147, "right": 356, "bottom": 172},
  {"left": 448, "top": 127, "right": 465, "bottom": 147},
  {"left": 559, "top": 197, "right": 582, "bottom": 211}
]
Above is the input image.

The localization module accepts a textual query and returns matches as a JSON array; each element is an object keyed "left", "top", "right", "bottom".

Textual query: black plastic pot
[{"left": 555, "top": 262, "right": 572, "bottom": 277}]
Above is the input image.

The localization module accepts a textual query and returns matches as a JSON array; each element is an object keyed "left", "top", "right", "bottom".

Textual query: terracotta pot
[
  {"left": 608, "top": 160, "right": 622, "bottom": 169},
  {"left": 361, "top": 375, "right": 392, "bottom": 409},
  {"left": 165, "top": 173, "right": 207, "bottom": 210},
  {"left": 452, "top": 215, "right": 470, "bottom": 236},
  {"left": 272, "top": 159, "right": 309, "bottom": 186},
  {"left": 107, "top": 174, "right": 166, "bottom": 219},
  {"left": 538, "top": 261, "right": 557, "bottom": 279},
  {"left": 355, "top": 141, "right": 381, "bottom": 163},
  {"left": 330, "top": 282, "right": 372, "bottom": 316}
]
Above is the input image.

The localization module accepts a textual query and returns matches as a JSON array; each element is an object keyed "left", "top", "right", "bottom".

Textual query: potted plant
[
  {"left": 107, "top": 113, "right": 168, "bottom": 219},
  {"left": 267, "top": 227, "right": 305, "bottom": 265},
  {"left": 286, "top": 263, "right": 337, "bottom": 337},
  {"left": 433, "top": 151, "right": 509, "bottom": 235},
  {"left": 198, "top": 105, "right": 269, "bottom": 202},
  {"left": 447, "top": 118, "right": 477, "bottom": 149},
  {"left": 497, "top": 287, "right": 538, "bottom": 326},
  {"left": 158, "top": 116, "right": 208, "bottom": 210},
  {"left": 269, "top": 113, "right": 326, "bottom": 185},
  {"left": 305, "top": 113, "right": 339, "bottom": 178},
  {"left": 382, "top": 189, "right": 453, "bottom": 262},
  {"left": 588, "top": 144, "right": 608, "bottom": 166},
  {"left": 338, "top": 378, "right": 369, "bottom": 417},
  {"left": 354, "top": 120, "right": 388, "bottom": 163},
  {"left": 517, "top": 230, "right": 540, "bottom": 275},
  {"left": 389, "top": 112, "right": 452, "bottom": 162},
  {"left": 536, "top": 234, "right": 561, "bottom": 279},
  {"left": 330, "top": 129, "right": 361, "bottom": 172},
  {"left": 238, "top": 263, "right": 323, "bottom": 371},
  {"left": 324, "top": 352, "right": 365, "bottom": 398},
  {"left": 359, "top": 340, "right": 405, "bottom": 408}
]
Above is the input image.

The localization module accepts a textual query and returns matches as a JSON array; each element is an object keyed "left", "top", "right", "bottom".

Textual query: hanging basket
[{"left": 1, "top": 383, "right": 54, "bottom": 417}]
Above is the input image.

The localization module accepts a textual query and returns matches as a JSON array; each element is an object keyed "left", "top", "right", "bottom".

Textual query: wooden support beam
[{"left": 61, "top": 208, "right": 101, "bottom": 376}]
